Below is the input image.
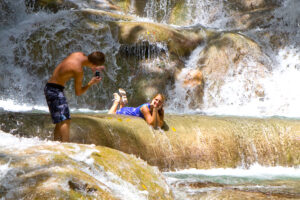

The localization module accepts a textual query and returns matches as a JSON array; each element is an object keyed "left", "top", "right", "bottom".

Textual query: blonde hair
[
  {"left": 152, "top": 93, "right": 165, "bottom": 104},
  {"left": 151, "top": 93, "right": 165, "bottom": 116}
]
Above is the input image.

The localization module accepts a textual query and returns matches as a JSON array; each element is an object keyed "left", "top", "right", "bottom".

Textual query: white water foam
[
  {"left": 0, "top": 131, "right": 150, "bottom": 200},
  {"left": 185, "top": 0, "right": 229, "bottom": 29},
  {"left": 165, "top": 163, "right": 300, "bottom": 179},
  {"left": 0, "top": 0, "right": 299, "bottom": 118},
  {"left": 0, "top": 99, "right": 49, "bottom": 112},
  {"left": 166, "top": 36, "right": 300, "bottom": 118},
  {"left": 0, "top": 99, "right": 108, "bottom": 113},
  {"left": 0, "top": 130, "right": 54, "bottom": 150},
  {"left": 200, "top": 47, "right": 300, "bottom": 118},
  {"left": 0, "top": 160, "right": 11, "bottom": 181},
  {"left": 144, "top": 0, "right": 229, "bottom": 28},
  {"left": 165, "top": 164, "right": 300, "bottom": 179}
]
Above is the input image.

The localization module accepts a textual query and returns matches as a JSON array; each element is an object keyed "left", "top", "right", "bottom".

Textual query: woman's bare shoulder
[{"left": 140, "top": 104, "right": 150, "bottom": 112}]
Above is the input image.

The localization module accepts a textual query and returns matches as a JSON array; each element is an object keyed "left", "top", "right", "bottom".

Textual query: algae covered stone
[{"left": 0, "top": 131, "right": 174, "bottom": 200}]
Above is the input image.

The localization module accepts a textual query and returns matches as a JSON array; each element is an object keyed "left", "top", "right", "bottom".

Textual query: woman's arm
[{"left": 141, "top": 105, "right": 164, "bottom": 128}]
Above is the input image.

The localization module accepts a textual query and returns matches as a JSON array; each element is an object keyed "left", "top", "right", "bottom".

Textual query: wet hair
[{"left": 88, "top": 51, "right": 105, "bottom": 65}]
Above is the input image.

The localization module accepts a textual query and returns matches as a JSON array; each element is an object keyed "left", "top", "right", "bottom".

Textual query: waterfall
[
  {"left": 164, "top": 0, "right": 300, "bottom": 117},
  {"left": 0, "top": 0, "right": 299, "bottom": 117},
  {"left": 0, "top": 0, "right": 120, "bottom": 110},
  {"left": 0, "top": 1, "right": 299, "bottom": 199}
]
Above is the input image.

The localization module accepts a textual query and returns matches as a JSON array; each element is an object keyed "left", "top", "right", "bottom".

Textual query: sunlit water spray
[
  {"left": 1, "top": 0, "right": 299, "bottom": 118},
  {"left": 145, "top": 0, "right": 172, "bottom": 23},
  {"left": 167, "top": 44, "right": 206, "bottom": 113},
  {"left": 0, "top": 131, "right": 152, "bottom": 200},
  {"left": 0, "top": 0, "right": 120, "bottom": 110},
  {"left": 198, "top": 46, "right": 300, "bottom": 117},
  {"left": 165, "top": 0, "right": 300, "bottom": 117},
  {"left": 1, "top": 0, "right": 299, "bottom": 199},
  {"left": 144, "top": 0, "right": 229, "bottom": 28},
  {"left": 169, "top": 45, "right": 300, "bottom": 117},
  {"left": 185, "top": 0, "right": 228, "bottom": 28}
]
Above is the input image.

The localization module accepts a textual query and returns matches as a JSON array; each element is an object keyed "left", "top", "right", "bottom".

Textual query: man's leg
[{"left": 54, "top": 119, "right": 71, "bottom": 142}]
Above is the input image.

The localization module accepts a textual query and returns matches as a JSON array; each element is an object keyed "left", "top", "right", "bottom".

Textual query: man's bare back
[
  {"left": 48, "top": 52, "right": 86, "bottom": 86},
  {"left": 44, "top": 51, "right": 105, "bottom": 142},
  {"left": 48, "top": 52, "right": 104, "bottom": 96}
]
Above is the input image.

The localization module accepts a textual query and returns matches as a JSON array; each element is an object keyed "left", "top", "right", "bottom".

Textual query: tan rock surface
[
  {"left": 0, "top": 132, "right": 174, "bottom": 199},
  {"left": 1, "top": 113, "right": 299, "bottom": 171},
  {"left": 197, "top": 32, "right": 269, "bottom": 104}
]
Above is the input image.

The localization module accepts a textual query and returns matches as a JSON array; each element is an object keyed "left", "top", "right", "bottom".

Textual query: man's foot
[
  {"left": 119, "top": 88, "right": 128, "bottom": 105},
  {"left": 113, "top": 93, "right": 121, "bottom": 103}
]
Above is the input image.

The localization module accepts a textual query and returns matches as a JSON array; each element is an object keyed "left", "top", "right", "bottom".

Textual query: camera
[{"left": 95, "top": 71, "right": 100, "bottom": 77}]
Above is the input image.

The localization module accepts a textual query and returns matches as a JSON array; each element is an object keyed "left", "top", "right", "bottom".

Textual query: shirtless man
[{"left": 44, "top": 51, "right": 105, "bottom": 142}]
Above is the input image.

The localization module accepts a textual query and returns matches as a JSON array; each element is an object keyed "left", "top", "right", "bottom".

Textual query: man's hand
[{"left": 88, "top": 76, "right": 102, "bottom": 86}]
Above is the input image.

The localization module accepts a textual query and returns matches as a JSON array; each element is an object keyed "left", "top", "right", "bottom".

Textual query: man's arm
[{"left": 74, "top": 71, "right": 101, "bottom": 96}]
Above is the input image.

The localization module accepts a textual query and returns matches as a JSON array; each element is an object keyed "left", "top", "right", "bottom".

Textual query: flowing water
[
  {"left": 0, "top": 0, "right": 299, "bottom": 199},
  {"left": 0, "top": 130, "right": 162, "bottom": 200},
  {"left": 164, "top": 165, "right": 300, "bottom": 199}
]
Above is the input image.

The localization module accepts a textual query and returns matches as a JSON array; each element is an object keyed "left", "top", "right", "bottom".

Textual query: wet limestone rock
[
  {"left": 196, "top": 32, "right": 269, "bottom": 104},
  {"left": 0, "top": 133, "right": 174, "bottom": 199},
  {"left": 198, "top": 32, "right": 266, "bottom": 77},
  {"left": 167, "top": 0, "right": 279, "bottom": 30},
  {"left": 227, "top": 0, "right": 279, "bottom": 11},
  {"left": 1, "top": 112, "right": 299, "bottom": 171},
  {"left": 110, "top": 21, "right": 204, "bottom": 57},
  {"left": 175, "top": 68, "right": 205, "bottom": 108},
  {"left": 25, "top": 0, "right": 78, "bottom": 12},
  {"left": 225, "top": 0, "right": 280, "bottom": 30},
  {"left": 168, "top": 0, "right": 196, "bottom": 26},
  {"left": 229, "top": 6, "right": 277, "bottom": 30},
  {"left": 25, "top": 0, "right": 121, "bottom": 13},
  {"left": 109, "top": 0, "right": 148, "bottom": 16}
]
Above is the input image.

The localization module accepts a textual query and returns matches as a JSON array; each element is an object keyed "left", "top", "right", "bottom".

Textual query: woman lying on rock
[{"left": 108, "top": 89, "right": 165, "bottom": 128}]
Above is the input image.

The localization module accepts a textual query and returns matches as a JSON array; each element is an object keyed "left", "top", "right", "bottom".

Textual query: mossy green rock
[
  {"left": 110, "top": 21, "right": 204, "bottom": 57},
  {"left": 1, "top": 112, "right": 299, "bottom": 171},
  {"left": 195, "top": 32, "right": 269, "bottom": 105},
  {"left": 168, "top": 0, "right": 191, "bottom": 26},
  {"left": 0, "top": 133, "right": 174, "bottom": 199},
  {"left": 25, "top": 0, "right": 78, "bottom": 12}
]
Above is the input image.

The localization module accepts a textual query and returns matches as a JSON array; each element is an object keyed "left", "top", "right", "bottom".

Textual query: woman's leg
[
  {"left": 119, "top": 88, "right": 128, "bottom": 105},
  {"left": 108, "top": 93, "right": 120, "bottom": 114}
]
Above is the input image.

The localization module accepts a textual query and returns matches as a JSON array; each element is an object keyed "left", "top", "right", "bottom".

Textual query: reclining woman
[{"left": 108, "top": 89, "right": 165, "bottom": 128}]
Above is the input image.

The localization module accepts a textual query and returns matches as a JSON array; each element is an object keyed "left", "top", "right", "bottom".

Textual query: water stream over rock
[{"left": 0, "top": 0, "right": 299, "bottom": 199}]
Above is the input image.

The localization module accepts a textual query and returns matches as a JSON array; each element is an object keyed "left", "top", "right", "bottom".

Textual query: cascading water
[
  {"left": 0, "top": 0, "right": 175, "bottom": 111},
  {"left": 0, "top": 0, "right": 298, "bottom": 116},
  {"left": 0, "top": 0, "right": 299, "bottom": 199},
  {"left": 0, "top": 0, "right": 122, "bottom": 111},
  {"left": 164, "top": 0, "right": 300, "bottom": 118},
  {"left": 144, "top": 0, "right": 228, "bottom": 28}
]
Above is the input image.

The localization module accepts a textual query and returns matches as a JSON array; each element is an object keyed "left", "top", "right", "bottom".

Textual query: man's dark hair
[{"left": 88, "top": 51, "right": 105, "bottom": 65}]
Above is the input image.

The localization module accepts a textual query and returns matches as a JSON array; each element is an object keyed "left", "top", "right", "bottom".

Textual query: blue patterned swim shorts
[{"left": 44, "top": 83, "right": 71, "bottom": 124}]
